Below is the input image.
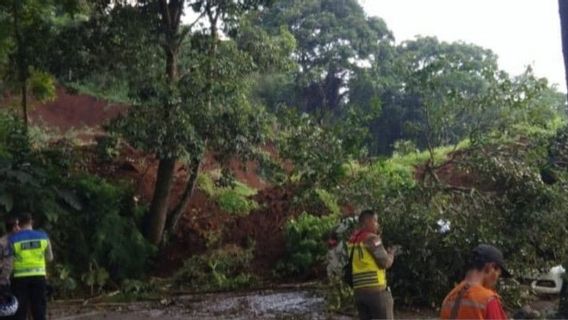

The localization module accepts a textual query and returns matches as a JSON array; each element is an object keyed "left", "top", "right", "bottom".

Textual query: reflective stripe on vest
[
  {"left": 442, "top": 299, "right": 487, "bottom": 310},
  {"left": 12, "top": 239, "right": 48, "bottom": 278},
  {"left": 348, "top": 243, "right": 386, "bottom": 289},
  {"left": 440, "top": 282, "right": 497, "bottom": 320}
]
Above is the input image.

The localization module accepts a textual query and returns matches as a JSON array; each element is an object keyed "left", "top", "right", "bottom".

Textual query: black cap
[{"left": 472, "top": 244, "right": 511, "bottom": 278}]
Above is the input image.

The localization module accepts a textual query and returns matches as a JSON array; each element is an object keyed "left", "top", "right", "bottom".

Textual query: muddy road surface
[
  {"left": 52, "top": 289, "right": 348, "bottom": 320},
  {"left": 50, "top": 289, "right": 437, "bottom": 319}
]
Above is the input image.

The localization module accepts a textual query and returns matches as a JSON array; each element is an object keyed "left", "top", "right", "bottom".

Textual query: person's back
[
  {"left": 9, "top": 213, "right": 52, "bottom": 320},
  {"left": 440, "top": 281, "right": 502, "bottom": 319},
  {"left": 10, "top": 229, "right": 50, "bottom": 278}
]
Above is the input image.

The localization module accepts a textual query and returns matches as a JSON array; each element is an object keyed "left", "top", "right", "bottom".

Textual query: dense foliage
[
  {"left": 278, "top": 212, "right": 338, "bottom": 277},
  {"left": 0, "top": 0, "right": 567, "bottom": 315},
  {"left": 318, "top": 126, "right": 568, "bottom": 307},
  {"left": 174, "top": 244, "right": 256, "bottom": 291},
  {"left": 0, "top": 113, "right": 154, "bottom": 295}
]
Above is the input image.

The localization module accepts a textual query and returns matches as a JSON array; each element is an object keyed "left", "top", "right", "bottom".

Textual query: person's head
[
  {"left": 466, "top": 244, "right": 511, "bottom": 289},
  {"left": 326, "top": 231, "right": 338, "bottom": 249},
  {"left": 358, "top": 209, "right": 379, "bottom": 234},
  {"left": 18, "top": 213, "right": 33, "bottom": 230},
  {"left": 4, "top": 216, "right": 19, "bottom": 234}
]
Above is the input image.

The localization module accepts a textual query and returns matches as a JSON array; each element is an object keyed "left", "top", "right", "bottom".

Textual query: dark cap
[{"left": 472, "top": 244, "right": 511, "bottom": 277}]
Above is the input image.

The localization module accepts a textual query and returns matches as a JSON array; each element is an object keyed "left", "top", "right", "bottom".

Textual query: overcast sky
[{"left": 359, "top": 0, "right": 566, "bottom": 92}]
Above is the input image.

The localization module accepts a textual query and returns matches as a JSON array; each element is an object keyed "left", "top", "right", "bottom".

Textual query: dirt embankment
[
  {"left": 81, "top": 143, "right": 301, "bottom": 275},
  {"left": 30, "top": 87, "right": 127, "bottom": 131},
  {"left": 1, "top": 87, "right": 126, "bottom": 134},
  {"left": 9, "top": 88, "right": 318, "bottom": 275}
]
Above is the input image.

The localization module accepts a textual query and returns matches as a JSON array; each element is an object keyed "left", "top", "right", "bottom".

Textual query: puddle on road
[
  {"left": 52, "top": 289, "right": 352, "bottom": 320},
  {"left": 186, "top": 290, "right": 328, "bottom": 319}
]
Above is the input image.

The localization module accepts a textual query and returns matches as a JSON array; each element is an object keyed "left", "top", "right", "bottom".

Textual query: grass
[
  {"left": 197, "top": 172, "right": 258, "bottom": 216},
  {"left": 233, "top": 180, "right": 258, "bottom": 197},
  {"left": 66, "top": 79, "right": 131, "bottom": 105},
  {"left": 388, "top": 139, "right": 471, "bottom": 169}
]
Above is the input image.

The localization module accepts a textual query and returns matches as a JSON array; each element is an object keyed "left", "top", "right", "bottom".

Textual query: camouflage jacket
[{"left": 0, "top": 235, "right": 11, "bottom": 286}]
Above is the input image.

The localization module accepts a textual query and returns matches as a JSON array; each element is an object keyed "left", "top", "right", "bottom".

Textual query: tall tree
[
  {"left": 557, "top": 1, "right": 568, "bottom": 316},
  {"left": 90, "top": 0, "right": 292, "bottom": 245},
  {"left": 255, "top": 0, "right": 392, "bottom": 117},
  {"left": 0, "top": 1, "right": 79, "bottom": 128},
  {"left": 560, "top": 0, "right": 568, "bottom": 97}
]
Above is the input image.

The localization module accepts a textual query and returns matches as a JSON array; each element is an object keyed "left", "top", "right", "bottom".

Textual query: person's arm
[
  {"left": 364, "top": 235, "right": 395, "bottom": 269},
  {"left": 485, "top": 298, "right": 508, "bottom": 320},
  {"left": 0, "top": 242, "right": 11, "bottom": 286},
  {"left": 45, "top": 239, "right": 54, "bottom": 262}
]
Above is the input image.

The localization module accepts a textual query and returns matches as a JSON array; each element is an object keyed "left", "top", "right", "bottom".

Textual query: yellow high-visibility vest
[
  {"left": 348, "top": 242, "right": 386, "bottom": 289},
  {"left": 10, "top": 230, "right": 49, "bottom": 278}
]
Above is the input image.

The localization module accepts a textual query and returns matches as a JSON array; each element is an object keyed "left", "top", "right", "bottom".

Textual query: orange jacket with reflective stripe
[{"left": 440, "top": 282, "right": 500, "bottom": 319}]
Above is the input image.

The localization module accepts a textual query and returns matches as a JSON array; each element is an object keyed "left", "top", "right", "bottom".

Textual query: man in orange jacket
[{"left": 440, "top": 244, "right": 510, "bottom": 320}]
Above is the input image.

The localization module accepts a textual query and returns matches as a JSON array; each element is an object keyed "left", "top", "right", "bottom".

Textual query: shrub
[
  {"left": 339, "top": 158, "right": 416, "bottom": 212},
  {"left": 197, "top": 172, "right": 217, "bottom": 197},
  {"left": 0, "top": 113, "right": 155, "bottom": 294},
  {"left": 56, "top": 175, "right": 156, "bottom": 282},
  {"left": 325, "top": 277, "right": 355, "bottom": 314},
  {"left": 216, "top": 189, "right": 258, "bottom": 215},
  {"left": 278, "top": 212, "right": 338, "bottom": 277},
  {"left": 95, "top": 135, "right": 120, "bottom": 162},
  {"left": 315, "top": 189, "right": 341, "bottom": 216},
  {"left": 334, "top": 132, "right": 568, "bottom": 307},
  {"left": 197, "top": 172, "right": 258, "bottom": 216},
  {"left": 50, "top": 264, "right": 78, "bottom": 298},
  {"left": 174, "top": 244, "right": 256, "bottom": 291}
]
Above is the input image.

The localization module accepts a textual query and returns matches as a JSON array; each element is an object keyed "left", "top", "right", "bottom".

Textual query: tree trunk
[
  {"left": 164, "top": 154, "right": 203, "bottom": 240},
  {"left": 145, "top": 51, "right": 179, "bottom": 245},
  {"left": 557, "top": 2, "right": 568, "bottom": 316},
  {"left": 165, "top": 49, "right": 178, "bottom": 81},
  {"left": 560, "top": 0, "right": 568, "bottom": 97},
  {"left": 146, "top": 157, "right": 176, "bottom": 245},
  {"left": 145, "top": 51, "right": 178, "bottom": 245},
  {"left": 21, "top": 80, "right": 28, "bottom": 130},
  {"left": 13, "top": 0, "right": 28, "bottom": 129},
  {"left": 145, "top": 1, "right": 186, "bottom": 245}
]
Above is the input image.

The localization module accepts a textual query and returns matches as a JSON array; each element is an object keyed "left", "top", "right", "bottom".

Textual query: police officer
[
  {"left": 9, "top": 213, "right": 53, "bottom": 320},
  {"left": 348, "top": 210, "right": 397, "bottom": 320}
]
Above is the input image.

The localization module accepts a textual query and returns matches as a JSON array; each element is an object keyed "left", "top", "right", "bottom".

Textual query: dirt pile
[
  {"left": 159, "top": 185, "right": 301, "bottom": 276},
  {"left": 80, "top": 143, "right": 295, "bottom": 275},
  {"left": 414, "top": 151, "right": 479, "bottom": 190},
  {"left": 12, "top": 88, "right": 316, "bottom": 276},
  {"left": 224, "top": 186, "right": 300, "bottom": 271},
  {"left": 30, "top": 87, "right": 126, "bottom": 132}
]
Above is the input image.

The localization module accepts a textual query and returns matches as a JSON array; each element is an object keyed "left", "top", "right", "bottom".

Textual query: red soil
[
  {"left": 7, "top": 88, "right": 317, "bottom": 275},
  {"left": 79, "top": 141, "right": 293, "bottom": 275},
  {"left": 30, "top": 87, "right": 127, "bottom": 132}
]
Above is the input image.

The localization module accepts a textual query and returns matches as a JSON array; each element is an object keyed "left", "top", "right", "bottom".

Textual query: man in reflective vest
[
  {"left": 9, "top": 213, "right": 53, "bottom": 320},
  {"left": 440, "top": 244, "right": 510, "bottom": 320},
  {"left": 348, "top": 210, "right": 397, "bottom": 320}
]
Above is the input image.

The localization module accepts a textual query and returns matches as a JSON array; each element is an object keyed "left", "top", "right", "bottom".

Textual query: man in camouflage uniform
[{"left": 0, "top": 216, "right": 20, "bottom": 288}]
